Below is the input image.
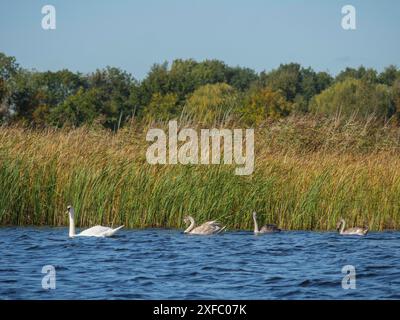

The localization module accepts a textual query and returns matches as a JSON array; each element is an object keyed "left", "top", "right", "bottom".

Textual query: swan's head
[
  {"left": 252, "top": 211, "right": 257, "bottom": 218},
  {"left": 336, "top": 218, "right": 345, "bottom": 230},
  {"left": 183, "top": 216, "right": 193, "bottom": 225},
  {"left": 66, "top": 205, "right": 75, "bottom": 217}
]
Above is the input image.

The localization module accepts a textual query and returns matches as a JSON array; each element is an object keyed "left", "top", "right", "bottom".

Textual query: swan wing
[
  {"left": 77, "top": 225, "right": 113, "bottom": 237},
  {"left": 191, "top": 221, "right": 225, "bottom": 235},
  {"left": 260, "top": 224, "right": 281, "bottom": 233},
  {"left": 343, "top": 227, "right": 368, "bottom": 235},
  {"left": 100, "top": 225, "right": 124, "bottom": 237}
]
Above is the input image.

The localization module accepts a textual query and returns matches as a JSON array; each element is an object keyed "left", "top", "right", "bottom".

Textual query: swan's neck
[
  {"left": 69, "top": 213, "right": 76, "bottom": 237},
  {"left": 184, "top": 217, "right": 195, "bottom": 233},
  {"left": 253, "top": 214, "right": 259, "bottom": 233},
  {"left": 340, "top": 220, "right": 346, "bottom": 234}
]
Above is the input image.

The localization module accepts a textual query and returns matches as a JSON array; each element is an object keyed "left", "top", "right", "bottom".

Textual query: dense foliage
[
  {"left": 1, "top": 52, "right": 399, "bottom": 128},
  {"left": 2, "top": 116, "right": 400, "bottom": 230}
]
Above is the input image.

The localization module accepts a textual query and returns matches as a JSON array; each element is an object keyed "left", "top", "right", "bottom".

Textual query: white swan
[
  {"left": 67, "top": 205, "right": 124, "bottom": 237},
  {"left": 252, "top": 211, "right": 281, "bottom": 234},
  {"left": 336, "top": 218, "right": 368, "bottom": 236},
  {"left": 183, "top": 216, "right": 226, "bottom": 235}
]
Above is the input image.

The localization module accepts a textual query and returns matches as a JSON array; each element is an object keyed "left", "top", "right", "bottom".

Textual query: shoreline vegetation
[
  {"left": 1, "top": 115, "right": 400, "bottom": 231},
  {"left": 1, "top": 52, "right": 400, "bottom": 230}
]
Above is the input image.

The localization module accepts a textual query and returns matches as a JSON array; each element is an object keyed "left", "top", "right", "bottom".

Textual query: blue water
[{"left": 0, "top": 227, "right": 399, "bottom": 299}]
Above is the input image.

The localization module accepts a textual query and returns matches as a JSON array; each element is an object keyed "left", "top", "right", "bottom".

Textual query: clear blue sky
[{"left": 0, "top": 0, "right": 399, "bottom": 79}]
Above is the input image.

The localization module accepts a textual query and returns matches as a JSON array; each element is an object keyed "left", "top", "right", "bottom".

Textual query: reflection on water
[{"left": 0, "top": 227, "right": 399, "bottom": 299}]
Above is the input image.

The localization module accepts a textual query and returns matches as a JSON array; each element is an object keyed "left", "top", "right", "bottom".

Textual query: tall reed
[{"left": 1, "top": 115, "right": 400, "bottom": 231}]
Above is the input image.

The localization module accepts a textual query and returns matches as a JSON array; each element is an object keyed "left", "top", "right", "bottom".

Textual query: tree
[
  {"left": 184, "top": 83, "right": 239, "bottom": 124},
  {"left": 260, "top": 63, "right": 302, "bottom": 101},
  {"left": 0, "top": 52, "right": 19, "bottom": 80},
  {"left": 335, "top": 66, "right": 378, "bottom": 83},
  {"left": 240, "top": 87, "right": 291, "bottom": 125},
  {"left": 142, "top": 92, "right": 179, "bottom": 122},
  {"left": 0, "top": 52, "right": 19, "bottom": 121},
  {"left": 315, "top": 71, "right": 333, "bottom": 93},
  {"left": 226, "top": 66, "right": 258, "bottom": 91},
  {"left": 32, "top": 70, "right": 85, "bottom": 107},
  {"left": 258, "top": 63, "right": 333, "bottom": 113},
  {"left": 379, "top": 65, "right": 400, "bottom": 86},
  {"left": 6, "top": 69, "right": 86, "bottom": 125},
  {"left": 167, "top": 59, "right": 230, "bottom": 102},
  {"left": 0, "top": 78, "right": 8, "bottom": 120},
  {"left": 49, "top": 87, "right": 102, "bottom": 127},
  {"left": 137, "top": 62, "right": 170, "bottom": 109},
  {"left": 136, "top": 59, "right": 257, "bottom": 112},
  {"left": 392, "top": 79, "right": 400, "bottom": 122},
  {"left": 85, "top": 67, "right": 136, "bottom": 129},
  {"left": 301, "top": 68, "right": 333, "bottom": 102},
  {"left": 9, "top": 70, "right": 41, "bottom": 123},
  {"left": 310, "top": 78, "right": 392, "bottom": 119}
]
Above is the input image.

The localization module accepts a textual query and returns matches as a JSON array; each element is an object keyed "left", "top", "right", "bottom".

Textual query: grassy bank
[{"left": 1, "top": 116, "right": 400, "bottom": 231}]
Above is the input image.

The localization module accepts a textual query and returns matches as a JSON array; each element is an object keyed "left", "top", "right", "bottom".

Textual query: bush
[
  {"left": 184, "top": 83, "right": 239, "bottom": 125},
  {"left": 240, "top": 87, "right": 291, "bottom": 125},
  {"left": 142, "top": 92, "right": 180, "bottom": 122},
  {"left": 310, "top": 78, "right": 393, "bottom": 119}
]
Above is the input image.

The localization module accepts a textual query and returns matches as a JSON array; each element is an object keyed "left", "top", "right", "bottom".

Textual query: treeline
[{"left": 1, "top": 52, "right": 400, "bottom": 129}]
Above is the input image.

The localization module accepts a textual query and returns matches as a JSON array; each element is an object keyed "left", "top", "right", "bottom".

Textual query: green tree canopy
[
  {"left": 260, "top": 63, "right": 302, "bottom": 101},
  {"left": 392, "top": 79, "right": 400, "bottom": 122},
  {"left": 184, "top": 83, "right": 239, "bottom": 125},
  {"left": 0, "top": 53, "right": 20, "bottom": 121},
  {"left": 2, "top": 51, "right": 400, "bottom": 128},
  {"left": 310, "top": 78, "right": 393, "bottom": 119},
  {"left": 49, "top": 87, "right": 103, "bottom": 127},
  {"left": 142, "top": 92, "right": 179, "bottom": 122},
  {"left": 0, "top": 52, "right": 19, "bottom": 80},
  {"left": 137, "top": 59, "right": 257, "bottom": 110},
  {"left": 240, "top": 87, "right": 291, "bottom": 125},
  {"left": 335, "top": 66, "right": 378, "bottom": 83},
  {"left": 379, "top": 65, "right": 400, "bottom": 86},
  {"left": 259, "top": 63, "right": 333, "bottom": 109},
  {"left": 86, "top": 67, "right": 137, "bottom": 129}
]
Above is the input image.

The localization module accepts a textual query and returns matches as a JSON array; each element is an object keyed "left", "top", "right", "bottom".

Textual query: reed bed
[{"left": 1, "top": 116, "right": 400, "bottom": 231}]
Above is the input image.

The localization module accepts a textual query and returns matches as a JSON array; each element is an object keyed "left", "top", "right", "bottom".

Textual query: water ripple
[{"left": 0, "top": 227, "right": 399, "bottom": 299}]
